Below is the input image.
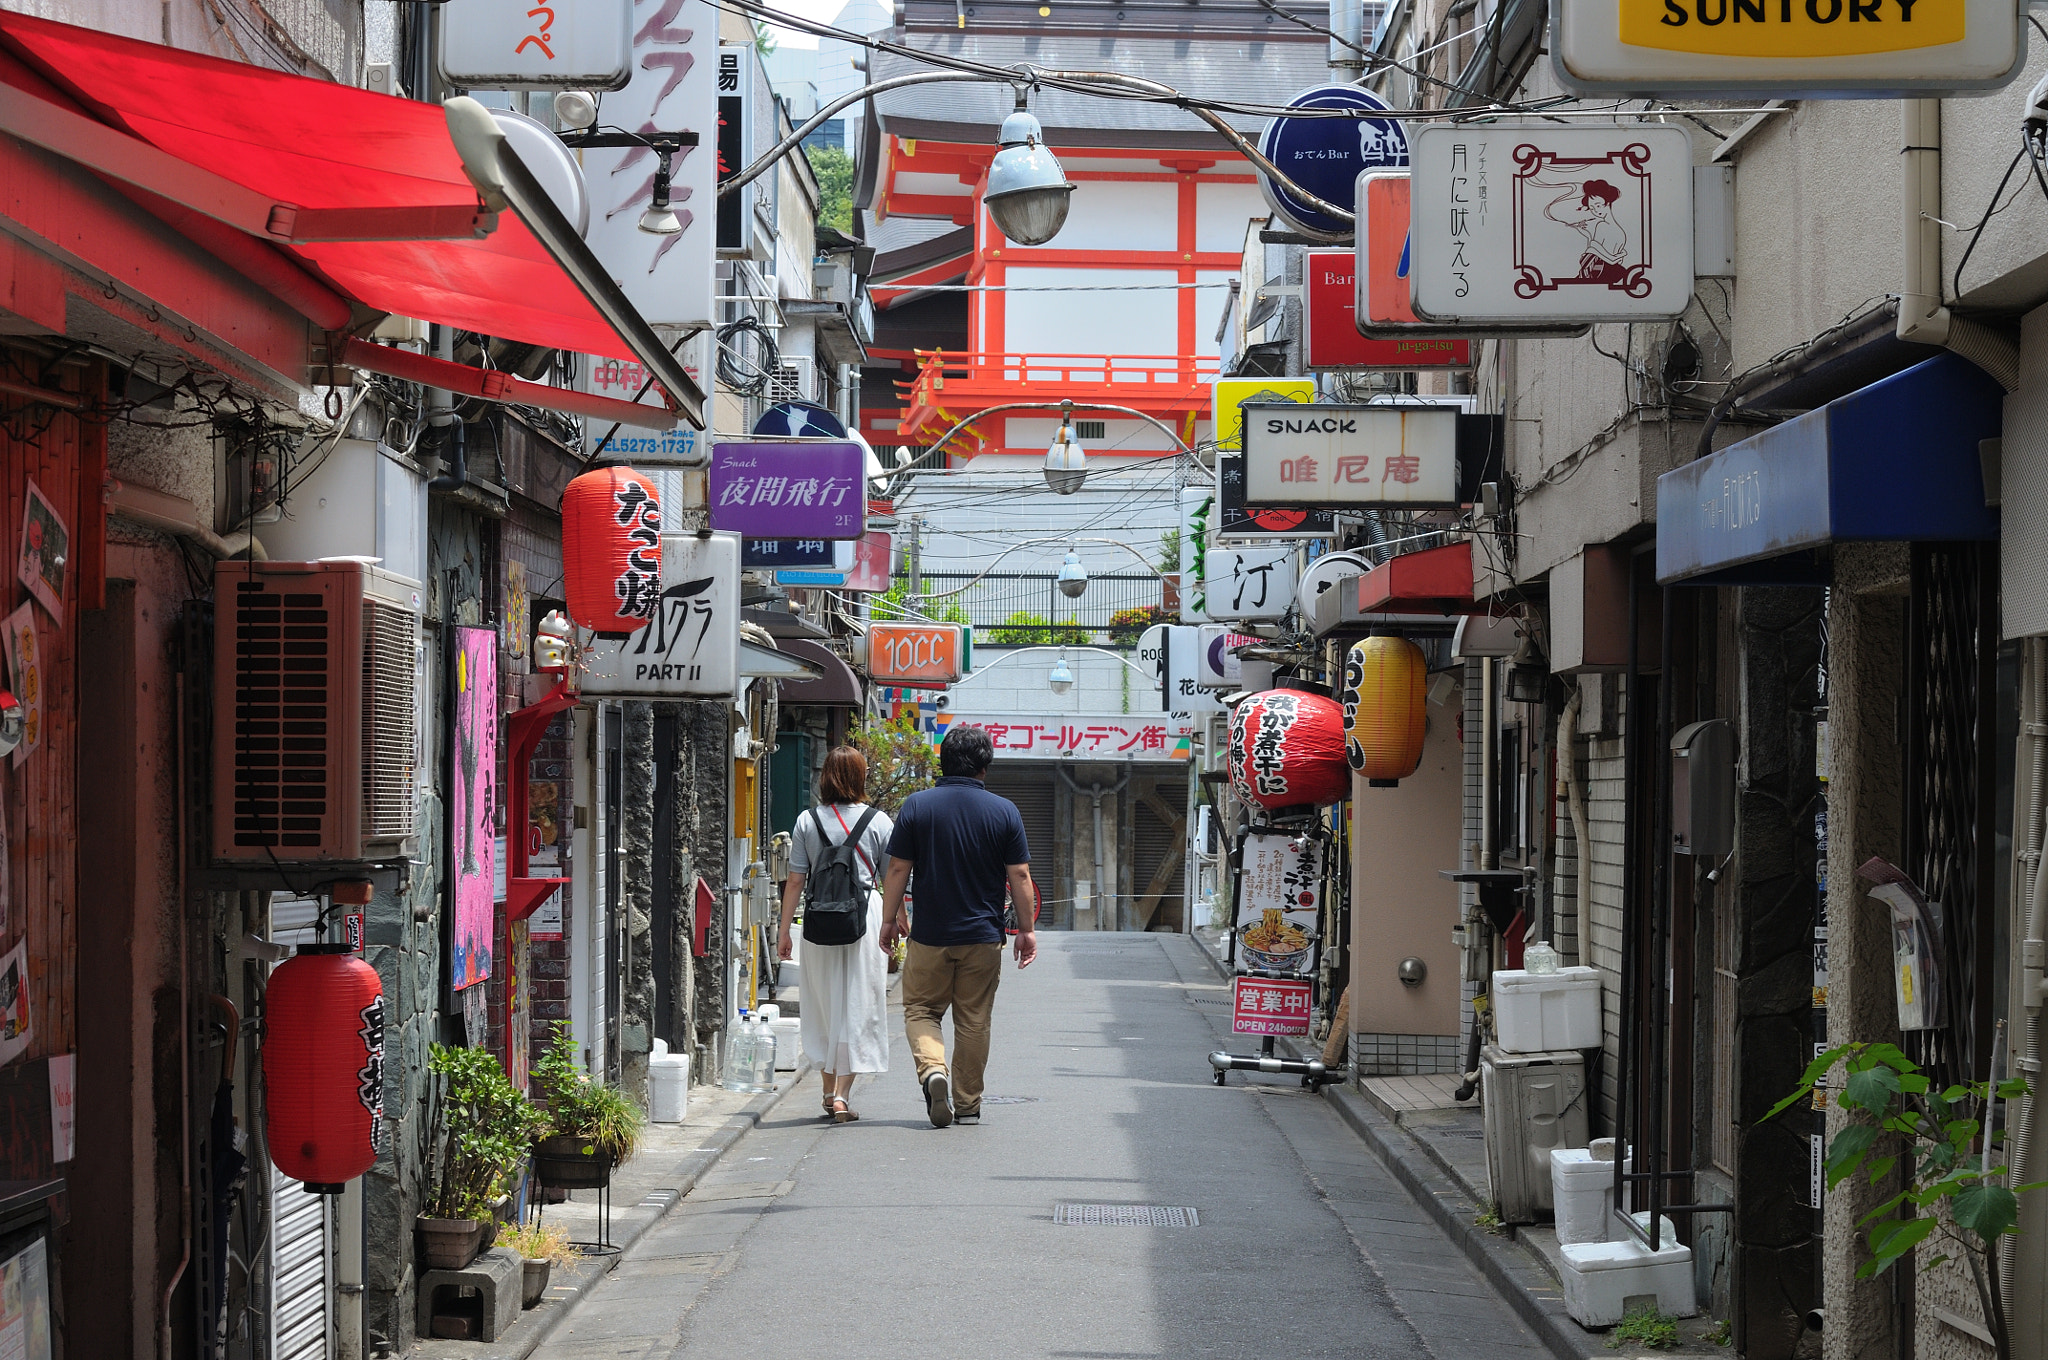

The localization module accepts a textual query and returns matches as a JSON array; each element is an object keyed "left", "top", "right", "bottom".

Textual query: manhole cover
[
  {"left": 1054, "top": 1203, "right": 1199, "bottom": 1227},
  {"left": 981, "top": 1096, "right": 1039, "bottom": 1105}
]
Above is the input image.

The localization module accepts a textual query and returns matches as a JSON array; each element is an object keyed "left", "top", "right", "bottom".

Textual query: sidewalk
[{"left": 1189, "top": 926, "right": 1728, "bottom": 1360}]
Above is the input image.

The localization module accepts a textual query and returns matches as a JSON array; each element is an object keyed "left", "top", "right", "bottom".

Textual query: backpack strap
[{"left": 840, "top": 805, "right": 882, "bottom": 883}]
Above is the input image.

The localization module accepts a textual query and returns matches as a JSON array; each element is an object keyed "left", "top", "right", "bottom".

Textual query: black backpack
[{"left": 801, "top": 806, "right": 881, "bottom": 946}]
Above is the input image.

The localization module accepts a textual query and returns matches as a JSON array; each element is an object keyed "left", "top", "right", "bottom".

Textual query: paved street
[{"left": 532, "top": 934, "right": 1552, "bottom": 1360}]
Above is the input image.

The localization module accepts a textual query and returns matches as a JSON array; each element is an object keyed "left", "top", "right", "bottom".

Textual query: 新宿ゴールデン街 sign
[{"left": 1552, "top": 0, "right": 2021, "bottom": 94}]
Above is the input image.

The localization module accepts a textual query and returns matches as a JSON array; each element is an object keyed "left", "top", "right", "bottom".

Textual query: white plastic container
[
  {"left": 722, "top": 1016, "right": 767, "bottom": 1093},
  {"left": 1492, "top": 966, "right": 1602, "bottom": 1053},
  {"left": 768, "top": 1017, "right": 801, "bottom": 1071},
  {"left": 649, "top": 1052, "right": 690, "bottom": 1122},
  {"left": 1559, "top": 1235, "right": 1697, "bottom": 1327},
  {"left": 1550, "top": 1148, "right": 1615, "bottom": 1245}
]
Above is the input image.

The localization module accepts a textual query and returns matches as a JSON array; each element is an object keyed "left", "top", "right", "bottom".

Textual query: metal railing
[{"left": 879, "top": 571, "right": 1166, "bottom": 645}]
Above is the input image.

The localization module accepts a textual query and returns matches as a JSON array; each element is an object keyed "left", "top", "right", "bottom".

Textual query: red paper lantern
[
  {"left": 1228, "top": 689, "right": 1350, "bottom": 810},
  {"left": 263, "top": 945, "right": 384, "bottom": 1192},
  {"left": 561, "top": 466, "right": 662, "bottom": 633},
  {"left": 1342, "top": 636, "right": 1428, "bottom": 786}
]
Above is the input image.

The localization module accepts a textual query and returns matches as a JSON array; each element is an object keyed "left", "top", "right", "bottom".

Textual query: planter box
[
  {"left": 532, "top": 1135, "right": 613, "bottom": 1189},
  {"left": 416, "top": 1216, "right": 484, "bottom": 1271},
  {"left": 520, "top": 1257, "right": 551, "bottom": 1309}
]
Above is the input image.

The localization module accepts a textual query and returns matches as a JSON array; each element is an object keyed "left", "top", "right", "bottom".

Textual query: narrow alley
[{"left": 527, "top": 935, "right": 1552, "bottom": 1360}]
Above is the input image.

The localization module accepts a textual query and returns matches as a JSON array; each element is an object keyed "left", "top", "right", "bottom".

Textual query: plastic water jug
[
  {"left": 745, "top": 1015, "right": 776, "bottom": 1092},
  {"left": 1524, "top": 940, "right": 1560, "bottom": 975},
  {"left": 721, "top": 1014, "right": 760, "bottom": 1092}
]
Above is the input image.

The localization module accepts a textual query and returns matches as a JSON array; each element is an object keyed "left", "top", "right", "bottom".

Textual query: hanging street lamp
[
  {"left": 983, "top": 94, "right": 1076, "bottom": 246},
  {"left": 1044, "top": 399, "right": 1089, "bottom": 495}
]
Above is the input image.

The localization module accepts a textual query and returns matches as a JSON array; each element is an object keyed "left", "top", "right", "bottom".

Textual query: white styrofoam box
[
  {"left": 1493, "top": 967, "right": 1602, "bottom": 1053},
  {"left": 649, "top": 1054, "right": 690, "bottom": 1123},
  {"left": 1560, "top": 1237, "right": 1697, "bottom": 1328},
  {"left": 1550, "top": 1148, "right": 1614, "bottom": 1246},
  {"left": 768, "top": 1018, "right": 801, "bottom": 1071}
]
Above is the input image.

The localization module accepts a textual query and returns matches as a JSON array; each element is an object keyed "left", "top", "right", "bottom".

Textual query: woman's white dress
[{"left": 793, "top": 802, "right": 892, "bottom": 1074}]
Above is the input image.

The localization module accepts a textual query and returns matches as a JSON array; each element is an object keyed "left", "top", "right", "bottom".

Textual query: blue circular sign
[
  {"left": 751, "top": 400, "right": 847, "bottom": 439},
  {"left": 1257, "top": 84, "right": 1408, "bottom": 240}
]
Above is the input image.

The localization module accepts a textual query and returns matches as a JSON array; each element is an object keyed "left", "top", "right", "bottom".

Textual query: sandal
[
  {"left": 830, "top": 1095, "right": 859, "bottom": 1123},
  {"left": 822, "top": 1091, "right": 837, "bottom": 1119}
]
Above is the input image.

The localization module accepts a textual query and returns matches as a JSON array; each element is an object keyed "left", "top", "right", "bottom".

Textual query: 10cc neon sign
[{"left": 868, "top": 624, "right": 964, "bottom": 686}]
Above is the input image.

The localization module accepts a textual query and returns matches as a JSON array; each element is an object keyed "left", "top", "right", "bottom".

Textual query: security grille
[
  {"left": 1053, "top": 1204, "right": 1199, "bottom": 1226},
  {"left": 229, "top": 577, "right": 333, "bottom": 851},
  {"left": 984, "top": 768, "right": 1057, "bottom": 924},
  {"left": 361, "top": 597, "right": 419, "bottom": 840}
]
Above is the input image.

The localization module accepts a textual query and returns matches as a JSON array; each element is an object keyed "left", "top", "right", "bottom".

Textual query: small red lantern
[
  {"left": 1343, "top": 636, "right": 1428, "bottom": 786},
  {"left": 561, "top": 466, "right": 662, "bottom": 633},
  {"left": 263, "top": 945, "right": 384, "bottom": 1193},
  {"left": 1228, "top": 689, "right": 1350, "bottom": 811}
]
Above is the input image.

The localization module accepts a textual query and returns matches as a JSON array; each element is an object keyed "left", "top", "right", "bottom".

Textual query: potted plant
[
  {"left": 499, "top": 1221, "right": 575, "bottom": 1308},
  {"left": 531, "top": 1032, "right": 644, "bottom": 1190},
  {"left": 419, "top": 1043, "right": 543, "bottom": 1271}
]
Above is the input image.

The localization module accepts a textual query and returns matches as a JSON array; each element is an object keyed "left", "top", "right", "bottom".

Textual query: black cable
[{"left": 1953, "top": 141, "right": 2031, "bottom": 302}]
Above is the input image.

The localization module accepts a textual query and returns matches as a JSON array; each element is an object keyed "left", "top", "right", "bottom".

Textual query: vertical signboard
[
  {"left": 451, "top": 627, "right": 498, "bottom": 991},
  {"left": 440, "top": 0, "right": 632, "bottom": 88},
  {"left": 1304, "top": 251, "right": 1468, "bottom": 369},
  {"left": 585, "top": 0, "right": 717, "bottom": 330},
  {"left": 580, "top": 533, "right": 742, "bottom": 695},
  {"left": 716, "top": 45, "right": 748, "bottom": 251}
]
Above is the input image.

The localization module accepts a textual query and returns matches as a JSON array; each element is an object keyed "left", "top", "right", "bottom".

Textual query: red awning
[
  {"left": 0, "top": 11, "right": 703, "bottom": 429},
  {"left": 1354, "top": 540, "right": 1476, "bottom": 615}
]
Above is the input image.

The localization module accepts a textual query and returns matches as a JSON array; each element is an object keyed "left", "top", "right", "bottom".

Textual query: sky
[{"left": 759, "top": 0, "right": 845, "bottom": 49}]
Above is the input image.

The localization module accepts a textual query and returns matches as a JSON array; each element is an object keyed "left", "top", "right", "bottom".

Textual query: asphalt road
[{"left": 532, "top": 933, "right": 1553, "bottom": 1360}]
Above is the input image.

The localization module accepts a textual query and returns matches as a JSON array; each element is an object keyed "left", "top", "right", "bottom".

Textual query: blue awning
[{"left": 1657, "top": 354, "right": 2002, "bottom": 585}]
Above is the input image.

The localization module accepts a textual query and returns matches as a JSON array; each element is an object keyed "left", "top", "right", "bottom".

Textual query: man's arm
[
  {"left": 1006, "top": 863, "right": 1037, "bottom": 969},
  {"left": 879, "top": 856, "right": 913, "bottom": 953}
]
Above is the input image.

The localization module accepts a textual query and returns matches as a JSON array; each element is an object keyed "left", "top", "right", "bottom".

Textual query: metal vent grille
[
  {"left": 360, "top": 597, "right": 418, "bottom": 840},
  {"left": 1052, "top": 1204, "right": 1198, "bottom": 1227},
  {"left": 230, "top": 578, "right": 331, "bottom": 849}
]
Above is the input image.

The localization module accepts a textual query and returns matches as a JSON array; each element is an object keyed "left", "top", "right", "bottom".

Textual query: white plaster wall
[
  {"left": 945, "top": 646, "right": 1161, "bottom": 716},
  {"left": 2004, "top": 303, "right": 2048, "bottom": 638}
]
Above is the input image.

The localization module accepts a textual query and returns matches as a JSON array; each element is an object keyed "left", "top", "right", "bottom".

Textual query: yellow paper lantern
[{"left": 1343, "top": 636, "right": 1427, "bottom": 786}]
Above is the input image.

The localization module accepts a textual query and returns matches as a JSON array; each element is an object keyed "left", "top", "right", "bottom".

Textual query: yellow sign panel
[
  {"left": 1212, "top": 378, "right": 1316, "bottom": 454},
  {"left": 1620, "top": 0, "right": 1963, "bottom": 56}
]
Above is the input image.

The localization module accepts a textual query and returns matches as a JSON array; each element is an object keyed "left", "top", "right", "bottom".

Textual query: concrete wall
[{"left": 946, "top": 646, "right": 1161, "bottom": 716}]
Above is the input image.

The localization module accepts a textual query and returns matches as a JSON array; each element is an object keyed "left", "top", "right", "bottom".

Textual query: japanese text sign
[
  {"left": 1256, "top": 84, "right": 1407, "bottom": 239},
  {"left": 742, "top": 537, "right": 853, "bottom": 570},
  {"left": 440, "top": 0, "right": 631, "bottom": 87},
  {"left": 1164, "top": 624, "right": 1224, "bottom": 712},
  {"left": 1242, "top": 404, "right": 1459, "bottom": 506},
  {"left": 709, "top": 440, "right": 866, "bottom": 539},
  {"left": 1206, "top": 548, "right": 1297, "bottom": 622},
  {"left": 1232, "top": 976, "right": 1313, "bottom": 1035},
  {"left": 1551, "top": 0, "right": 2021, "bottom": 95},
  {"left": 868, "top": 623, "right": 963, "bottom": 686},
  {"left": 580, "top": 532, "right": 740, "bottom": 695},
  {"left": 716, "top": 45, "right": 748, "bottom": 250},
  {"left": 1410, "top": 125, "right": 1694, "bottom": 325},
  {"left": 1217, "top": 456, "right": 1336, "bottom": 540},
  {"left": 1305, "top": 251, "right": 1469, "bottom": 369},
  {"left": 932, "top": 713, "right": 1194, "bottom": 761}
]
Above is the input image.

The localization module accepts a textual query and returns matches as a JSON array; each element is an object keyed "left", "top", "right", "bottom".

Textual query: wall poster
[
  {"left": 15, "top": 481, "right": 65, "bottom": 625},
  {"left": 0, "top": 1236, "right": 50, "bottom": 1360},
  {"left": 0, "top": 942, "right": 32, "bottom": 1067},
  {"left": 451, "top": 627, "right": 498, "bottom": 992},
  {"left": 0, "top": 606, "right": 40, "bottom": 771}
]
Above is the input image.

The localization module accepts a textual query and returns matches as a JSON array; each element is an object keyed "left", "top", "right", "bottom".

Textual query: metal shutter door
[
  {"left": 269, "top": 895, "right": 333, "bottom": 1360},
  {"left": 1131, "top": 776, "right": 1187, "bottom": 931},
  {"left": 983, "top": 768, "right": 1056, "bottom": 924}
]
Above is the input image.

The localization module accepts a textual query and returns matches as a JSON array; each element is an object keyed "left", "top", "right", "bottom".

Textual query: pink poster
[{"left": 451, "top": 628, "right": 497, "bottom": 991}]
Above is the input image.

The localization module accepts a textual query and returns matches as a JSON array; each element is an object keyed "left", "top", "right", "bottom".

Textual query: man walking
[{"left": 880, "top": 726, "right": 1037, "bottom": 1128}]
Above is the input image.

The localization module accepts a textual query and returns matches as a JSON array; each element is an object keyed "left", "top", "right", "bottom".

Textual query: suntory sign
[{"left": 1553, "top": 0, "right": 2022, "bottom": 94}]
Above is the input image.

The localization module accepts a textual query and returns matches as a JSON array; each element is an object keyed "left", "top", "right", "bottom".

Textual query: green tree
[
  {"left": 987, "top": 611, "right": 1087, "bottom": 646},
  {"left": 808, "top": 145, "right": 855, "bottom": 235},
  {"left": 870, "top": 579, "right": 967, "bottom": 626},
  {"left": 849, "top": 711, "right": 937, "bottom": 814}
]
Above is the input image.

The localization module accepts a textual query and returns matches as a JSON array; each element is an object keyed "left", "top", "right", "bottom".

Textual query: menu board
[{"left": 1235, "top": 832, "right": 1322, "bottom": 975}]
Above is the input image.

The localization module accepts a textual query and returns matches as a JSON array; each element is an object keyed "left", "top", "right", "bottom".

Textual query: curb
[
  {"left": 463, "top": 1060, "right": 818, "bottom": 1360},
  {"left": 1184, "top": 927, "right": 1596, "bottom": 1360}
]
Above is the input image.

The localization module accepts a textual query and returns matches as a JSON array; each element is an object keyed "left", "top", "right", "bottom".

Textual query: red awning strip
[
  {"left": 1355, "top": 540, "right": 1476, "bottom": 615},
  {"left": 0, "top": 10, "right": 640, "bottom": 365},
  {"left": 340, "top": 339, "right": 675, "bottom": 430}
]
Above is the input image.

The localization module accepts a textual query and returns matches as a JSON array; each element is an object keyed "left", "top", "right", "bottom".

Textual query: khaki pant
[{"left": 901, "top": 940, "right": 1004, "bottom": 1112}]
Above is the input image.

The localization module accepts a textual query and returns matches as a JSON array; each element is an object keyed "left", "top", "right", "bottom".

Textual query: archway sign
[{"left": 1256, "top": 84, "right": 1408, "bottom": 241}]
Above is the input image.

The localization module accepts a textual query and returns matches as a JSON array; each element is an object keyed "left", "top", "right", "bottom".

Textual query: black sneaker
[
  {"left": 956, "top": 1107, "right": 980, "bottom": 1125},
  {"left": 924, "top": 1071, "right": 954, "bottom": 1128}
]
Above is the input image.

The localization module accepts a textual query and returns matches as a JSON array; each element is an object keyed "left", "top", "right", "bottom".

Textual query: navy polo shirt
[{"left": 885, "top": 775, "right": 1031, "bottom": 946}]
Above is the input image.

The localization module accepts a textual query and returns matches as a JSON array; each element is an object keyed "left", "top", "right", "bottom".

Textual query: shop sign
[
  {"left": 1217, "top": 456, "right": 1337, "bottom": 540},
  {"left": 1551, "top": 0, "right": 2021, "bottom": 95},
  {"left": 868, "top": 622, "right": 964, "bottom": 686},
  {"left": 1305, "top": 251, "right": 1469, "bottom": 369},
  {"left": 451, "top": 627, "right": 497, "bottom": 992},
  {"left": 580, "top": 532, "right": 741, "bottom": 696},
  {"left": 1256, "top": 85, "right": 1408, "bottom": 239},
  {"left": 1232, "top": 976, "right": 1313, "bottom": 1035},
  {"left": 1242, "top": 403, "right": 1459, "bottom": 505},
  {"left": 1205, "top": 547, "right": 1297, "bottom": 622},
  {"left": 1196, "top": 624, "right": 1268, "bottom": 693},
  {"left": 716, "top": 45, "right": 748, "bottom": 251},
  {"left": 742, "top": 537, "right": 853, "bottom": 571},
  {"left": 708, "top": 439, "right": 866, "bottom": 539},
  {"left": 930, "top": 712, "right": 1195, "bottom": 761},
  {"left": 440, "top": 0, "right": 631, "bottom": 88},
  {"left": 775, "top": 530, "right": 893, "bottom": 590},
  {"left": 584, "top": 0, "right": 717, "bottom": 330},
  {"left": 1163, "top": 624, "right": 1223, "bottom": 712},
  {"left": 1409, "top": 125, "right": 1695, "bottom": 325}
]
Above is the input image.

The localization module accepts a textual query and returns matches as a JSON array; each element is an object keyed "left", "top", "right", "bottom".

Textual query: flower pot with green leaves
[
  {"left": 500, "top": 1222, "right": 573, "bottom": 1307},
  {"left": 419, "top": 1043, "right": 544, "bottom": 1270},
  {"left": 531, "top": 1032, "right": 644, "bottom": 1190}
]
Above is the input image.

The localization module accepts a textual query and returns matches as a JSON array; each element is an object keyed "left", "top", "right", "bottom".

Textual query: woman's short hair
[
  {"left": 818, "top": 746, "right": 868, "bottom": 804},
  {"left": 939, "top": 725, "right": 995, "bottom": 777}
]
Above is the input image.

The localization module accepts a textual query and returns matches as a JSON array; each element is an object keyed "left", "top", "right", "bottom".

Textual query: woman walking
[{"left": 776, "top": 746, "right": 893, "bottom": 1122}]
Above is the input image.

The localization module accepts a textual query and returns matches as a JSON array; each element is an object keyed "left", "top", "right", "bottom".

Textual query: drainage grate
[{"left": 1054, "top": 1203, "right": 1199, "bottom": 1227}]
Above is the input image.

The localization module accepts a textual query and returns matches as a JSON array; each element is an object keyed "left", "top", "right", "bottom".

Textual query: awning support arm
[
  {"left": 444, "top": 96, "right": 710, "bottom": 441},
  {"left": 338, "top": 337, "right": 681, "bottom": 430}
]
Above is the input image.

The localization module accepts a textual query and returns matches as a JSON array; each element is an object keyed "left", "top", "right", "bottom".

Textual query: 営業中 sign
[
  {"left": 1241, "top": 403, "right": 1459, "bottom": 506},
  {"left": 1409, "top": 126, "right": 1695, "bottom": 326},
  {"left": 867, "top": 623, "right": 964, "bottom": 686},
  {"left": 709, "top": 439, "right": 867, "bottom": 539},
  {"left": 1305, "top": 250, "right": 1469, "bottom": 369},
  {"left": 581, "top": 533, "right": 740, "bottom": 696},
  {"left": 1257, "top": 85, "right": 1408, "bottom": 239},
  {"left": 440, "top": 0, "right": 631, "bottom": 88},
  {"left": 1550, "top": 0, "right": 2022, "bottom": 97}
]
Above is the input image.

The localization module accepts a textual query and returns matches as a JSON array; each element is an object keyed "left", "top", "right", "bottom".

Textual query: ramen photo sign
[
  {"left": 1408, "top": 125, "right": 1693, "bottom": 325},
  {"left": 1236, "top": 832, "right": 1323, "bottom": 976}
]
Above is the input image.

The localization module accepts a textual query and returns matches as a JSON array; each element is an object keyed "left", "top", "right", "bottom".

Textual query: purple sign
[{"left": 709, "top": 440, "right": 866, "bottom": 539}]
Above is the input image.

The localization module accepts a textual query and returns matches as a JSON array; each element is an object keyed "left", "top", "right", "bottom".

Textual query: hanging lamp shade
[
  {"left": 561, "top": 466, "right": 663, "bottom": 633},
  {"left": 262, "top": 945, "right": 385, "bottom": 1193},
  {"left": 1227, "top": 689, "right": 1350, "bottom": 810},
  {"left": 1343, "top": 636, "right": 1428, "bottom": 786}
]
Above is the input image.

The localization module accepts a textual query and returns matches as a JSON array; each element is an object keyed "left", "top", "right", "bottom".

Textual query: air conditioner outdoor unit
[{"left": 211, "top": 560, "right": 423, "bottom": 865}]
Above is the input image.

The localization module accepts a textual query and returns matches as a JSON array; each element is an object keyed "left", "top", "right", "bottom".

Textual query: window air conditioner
[{"left": 211, "top": 561, "right": 423, "bottom": 865}]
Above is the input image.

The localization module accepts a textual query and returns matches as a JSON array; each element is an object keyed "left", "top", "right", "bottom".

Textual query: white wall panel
[
  {"left": 1043, "top": 181, "right": 1179, "bottom": 253},
  {"left": 1196, "top": 181, "right": 1270, "bottom": 254},
  {"left": 1001, "top": 268, "right": 1179, "bottom": 357}
]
